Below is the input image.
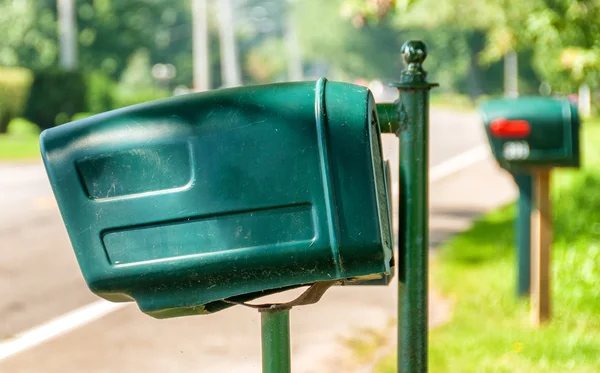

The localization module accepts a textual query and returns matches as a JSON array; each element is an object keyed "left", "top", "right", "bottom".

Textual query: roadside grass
[
  {"left": 372, "top": 118, "right": 600, "bottom": 372},
  {"left": 0, "top": 118, "right": 40, "bottom": 161},
  {"left": 342, "top": 327, "right": 391, "bottom": 365}
]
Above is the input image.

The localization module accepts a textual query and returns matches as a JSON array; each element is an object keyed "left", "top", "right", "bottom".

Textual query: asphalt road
[{"left": 0, "top": 108, "right": 512, "bottom": 372}]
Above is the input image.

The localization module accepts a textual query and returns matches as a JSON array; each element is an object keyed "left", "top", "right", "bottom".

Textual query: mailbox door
[
  {"left": 349, "top": 159, "right": 395, "bottom": 285},
  {"left": 481, "top": 97, "right": 580, "bottom": 171}
]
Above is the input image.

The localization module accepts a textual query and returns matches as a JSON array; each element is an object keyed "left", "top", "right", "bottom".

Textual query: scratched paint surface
[
  {"left": 77, "top": 143, "right": 193, "bottom": 199},
  {"left": 102, "top": 204, "right": 314, "bottom": 265}
]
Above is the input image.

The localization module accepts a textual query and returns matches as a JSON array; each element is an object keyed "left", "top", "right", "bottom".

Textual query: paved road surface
[{"left": 0, "top": 108, "right": 515, "bottom": 372}]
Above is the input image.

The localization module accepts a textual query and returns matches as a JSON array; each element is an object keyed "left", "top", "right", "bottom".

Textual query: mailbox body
[
  {"left": 480, "top": 97, "right": 580, "bottom": 172},
  {"left": 41, "top": 79, "right": 393, "bottom": 318}
]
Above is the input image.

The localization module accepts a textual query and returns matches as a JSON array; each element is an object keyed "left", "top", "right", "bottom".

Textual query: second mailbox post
[{"left": 480, "top": 97, "right": 581, "bottom": 325}]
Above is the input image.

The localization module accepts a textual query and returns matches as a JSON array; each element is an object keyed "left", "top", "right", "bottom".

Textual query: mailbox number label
[{"left": 503, "top": 141, "right": 530, "bottom": 160}]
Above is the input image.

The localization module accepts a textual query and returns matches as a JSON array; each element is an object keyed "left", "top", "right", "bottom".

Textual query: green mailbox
[
  {"left": 40, "top": 78, "right": 393, "bottom": 318},
  {"left": 480, "top": 97, "right": 580, "bottom": 171}
]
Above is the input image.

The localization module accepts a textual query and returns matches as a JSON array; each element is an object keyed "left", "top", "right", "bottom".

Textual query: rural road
[{"left": 0, "top": 107, "right": 516, "bottom": 372}]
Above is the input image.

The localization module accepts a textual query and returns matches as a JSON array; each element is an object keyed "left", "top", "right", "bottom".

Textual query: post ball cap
[{"left": 401, "top": 40, "right": 428, "bottom": 65}]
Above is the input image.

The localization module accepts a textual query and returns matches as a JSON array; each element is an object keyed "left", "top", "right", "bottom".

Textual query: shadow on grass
[
  {"left": 439, "top": 204, "right": 515, "bottom": 265},
  {"left": 440, "top": 170, "right": 600, "bottom": 266},
  {"left": 430, "top": 207, "right": 489, "bottom": 248}
]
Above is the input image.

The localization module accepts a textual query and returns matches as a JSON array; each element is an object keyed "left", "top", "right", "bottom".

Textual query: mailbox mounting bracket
[{"left": 223, "top": 280, "right": 339, "bottom": 312}]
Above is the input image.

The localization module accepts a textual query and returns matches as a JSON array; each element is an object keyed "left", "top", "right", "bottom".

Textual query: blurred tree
[
  {"left": 151, "top": 2, "right": 224, "bottom": 89},
  {"left": 344, "top": 0, "right": 600, "bottom": 94},
  {"left": 245, "top": 38, "right": 288, "bottom": 83},
  {"left": 235, "top": 0, "right": 291, "bottom": 83},
  {"left": 0, "top": 1, "right": 57, "bottom": 70},
  {"left": 0, "top": 0, "right": 210, "bottom": 88},
  {"left": 0, "top": 67, "right": 33, "bottom": 133},
  {"left": 297, "top": 0, "right": 513, "bottom": 96},
  {"left": 118, "top": 49, "right": 156, "bottom": 91},
  {"left": 509, "top": 0, "right": 600, "bottom": 93},
  {"left": 296, "top": 0, "right": 404, "bottom": 81},
  {"left": 77, "top": 0, "right": 180, "bottom": 79}
]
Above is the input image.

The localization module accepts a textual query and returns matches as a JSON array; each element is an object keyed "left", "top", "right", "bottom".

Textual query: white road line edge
[
  {"left": 390, "top": 144, "right": 490, "bottom": 193},
  {"left": 430, "top": 144, "right": 489, "bottom": 183},
  {"left": 0, "top": 145, "right": 490, "bottom": 362},
  {"left": 0, "top": 301, "right": 127, "bottom": 361}
]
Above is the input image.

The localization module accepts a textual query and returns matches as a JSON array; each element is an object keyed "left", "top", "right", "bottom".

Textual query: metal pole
[
  {"left": 531, "top": 170, "right": 552, "bottom": 326},
  {"left": 261, "top": 309, "right": 291, "bottom": 373},
  {"left": 392, "top": 40, "right": 436, "bottom": 373},
  {"left": 217, "top": 0, "right": 242, "bottom": 87},
  {"left": 57, "top": 0, "right": 78, "bottom": 70},
  {"left": 192, "top": 0, "right": 211, "bottom": 91},
  {"left": 514, "top": 174, "right": 532, "bottom": 296},
  {"left": 504, "top": 51, "right": 518, "bottom": 98},
  {"left": 504, "top": 53, "right": 533, "bottom": 297}
]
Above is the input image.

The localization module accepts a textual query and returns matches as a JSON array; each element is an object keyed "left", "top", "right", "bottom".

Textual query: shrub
[
  {"left": 71, "top": 112, "right": 93, "bottom": 121},
  {"left": 112, "top": 87, "right": 169, "bottom": 109},
  {"left": 6, "top": 118, "right": 39, "bottom": 136},
  {"left": 24, "top": 69, "right": 87, "bottom": 130},
  {"left": 0, "top": 67, "right": 33, "bottom": 133},
  {"left": 86, "top": 72, "right": 115, "bottom": 114},
  {"left": 553, "top": 170, "right": 600, "bottom": 242}
]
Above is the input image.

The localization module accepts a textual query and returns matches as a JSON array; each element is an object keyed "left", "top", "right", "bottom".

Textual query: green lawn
[
  {"left": 376, "top": 118, "right": 600, "bottom": 372},
  {"left": 0, "top": 118, "right": 41, "bottom": 160}
]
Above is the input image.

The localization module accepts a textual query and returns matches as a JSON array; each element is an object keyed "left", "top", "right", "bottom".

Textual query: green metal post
[
  {"left": 392, "top": 40, "right": 437, "bottom": 373},
  {"left": 513, "top": 173, "right": 533, "bottom": 296},
  {"left": 261, "top": 309, "right": 291, "bottom": 373}
]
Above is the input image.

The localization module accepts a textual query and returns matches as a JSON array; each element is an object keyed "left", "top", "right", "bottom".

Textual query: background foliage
[{"left": 0, "top": 0, "right": 597, "bottom": 131}]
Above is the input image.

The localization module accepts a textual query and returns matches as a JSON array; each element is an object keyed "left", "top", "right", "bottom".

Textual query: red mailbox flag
[{"left": 490, "top": 118, "right": 531, "bottom": 138}]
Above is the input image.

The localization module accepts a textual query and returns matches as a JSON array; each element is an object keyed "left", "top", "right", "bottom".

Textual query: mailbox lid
[
  {"left": 41, "top": 79, "right": 392, "bottom": 317},
  {"left": 348, "top": 160, "right": 395, "bottom": 286},
  {"left": 323, "top": 81, "right": 393, "bottom": 279},
  {"left": 480, "top": 97, "right": 580, "bottom": 170}
]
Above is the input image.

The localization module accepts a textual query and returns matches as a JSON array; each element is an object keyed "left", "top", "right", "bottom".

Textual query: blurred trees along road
[
  {"left": 342, "top": 0, "right": 600, "bottom": 96},
  {"left": 0, "top": 0, "right": 597, "bottom": 129},
  {"left": 0, "top": 0, "right": 295, "bottom": 89}
]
